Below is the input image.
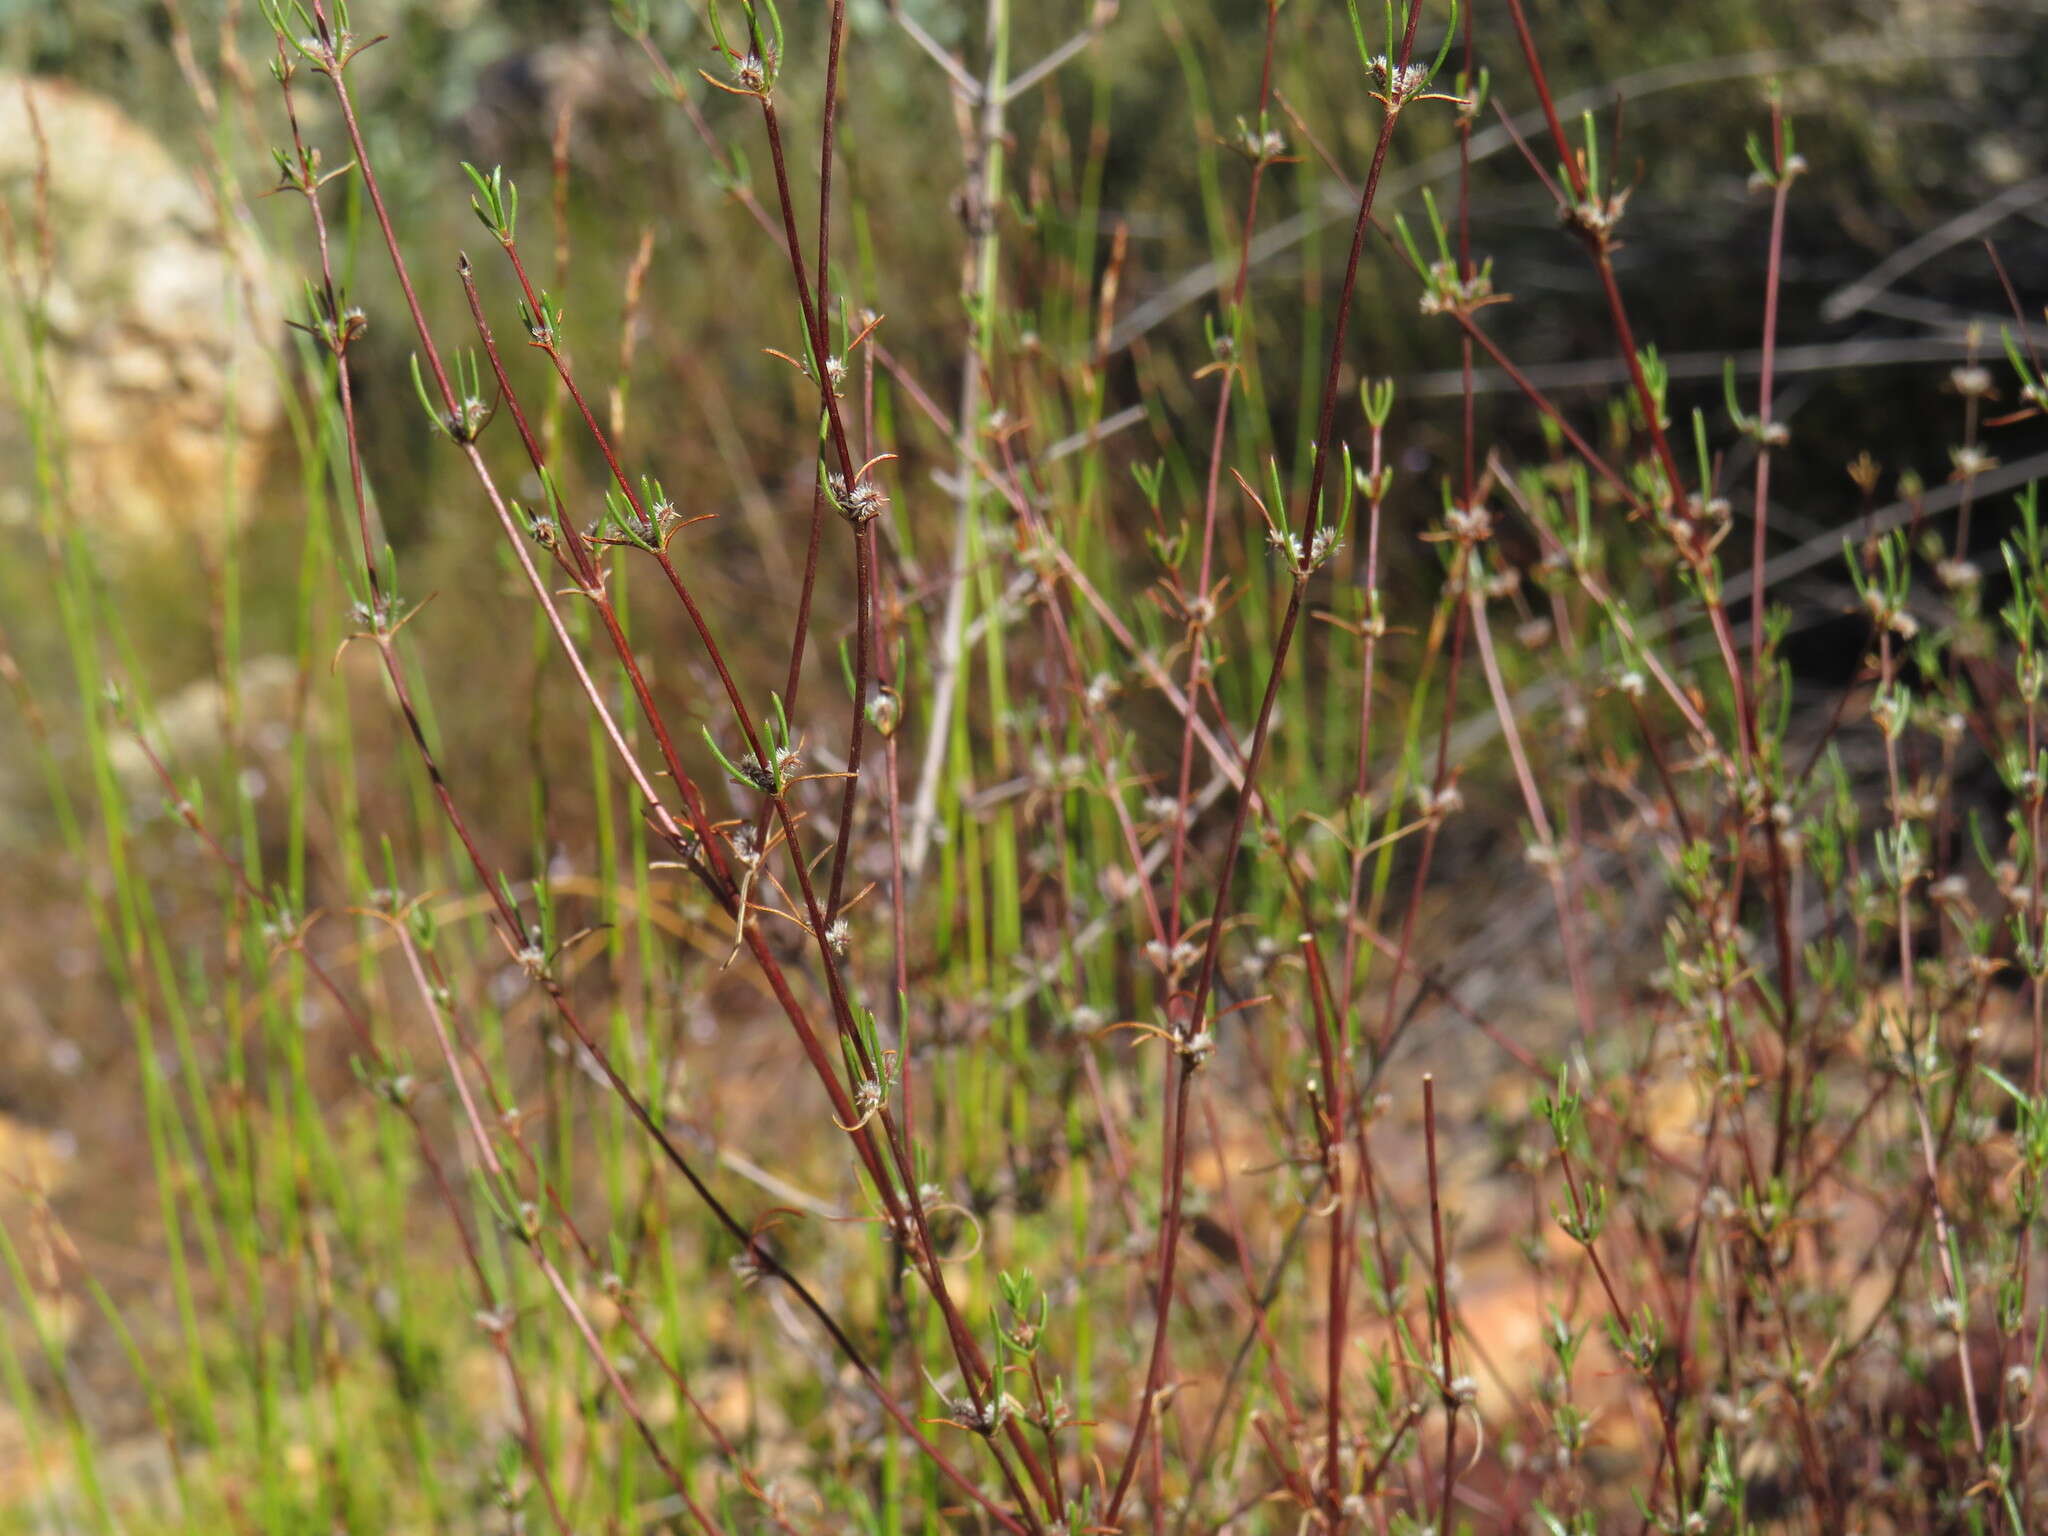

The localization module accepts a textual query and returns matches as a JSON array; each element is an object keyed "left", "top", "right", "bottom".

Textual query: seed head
[
  {"left": 1443, "top": 503, "right": 1493, "bottom": 542},
  {"left": 828, "top": 471, "right": 888, "bottom": 524},
  {"left": 1951, "top": 443, "right": 1997, "bottom": 480},
  {"left": 1366, "top": 55, "right": 1430, "bottom": 103},
  {"left": 1950, "top": 364, "right": 1995, "bottom": 399},
  {"left": 1267, "top": 522, "right": 1342, "bottom": 573},
  {"left": 866, "top": 686, "right": 901, "bottom": 738}
]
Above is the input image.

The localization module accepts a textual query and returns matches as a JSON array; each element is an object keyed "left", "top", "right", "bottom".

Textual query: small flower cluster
[
  {"left": 1416, "top": 259, "right": 1497, "bottom": 317},
  {"left": 1365, "top": 55, "right": 1432, "bottom": 105},
  {"left": 1267, "top": 522, "right": 1343, "bottom": 575},
  {"left": 1229, "top": 114, "right": 1288, "bottom": 164},
  {"left": 1561, "top": 186, "right": 1632, "bottom": 242},
  {"left": 828, "top": 470, "right": 887, "bottom": 524}
]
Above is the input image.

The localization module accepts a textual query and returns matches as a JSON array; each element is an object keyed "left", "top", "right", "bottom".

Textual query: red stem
[{"left": 1105, "top": 8, "right": 1430, "bottom": 1519}]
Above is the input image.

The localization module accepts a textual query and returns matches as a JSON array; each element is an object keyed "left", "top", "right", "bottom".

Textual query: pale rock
[
  {"left": 106, "top": 654, "right": 318, "bottom": 804},
  {"left": 0, "top": 75, "right": 283, "bottom": 552}
]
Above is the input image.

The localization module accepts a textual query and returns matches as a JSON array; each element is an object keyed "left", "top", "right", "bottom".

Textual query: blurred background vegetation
[
  {"left": 3, "top": 0, "right": 2048, "bottom": 1530},
  {"left": 6, "top": 0, "right": 2045, "bottom": 725}
]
